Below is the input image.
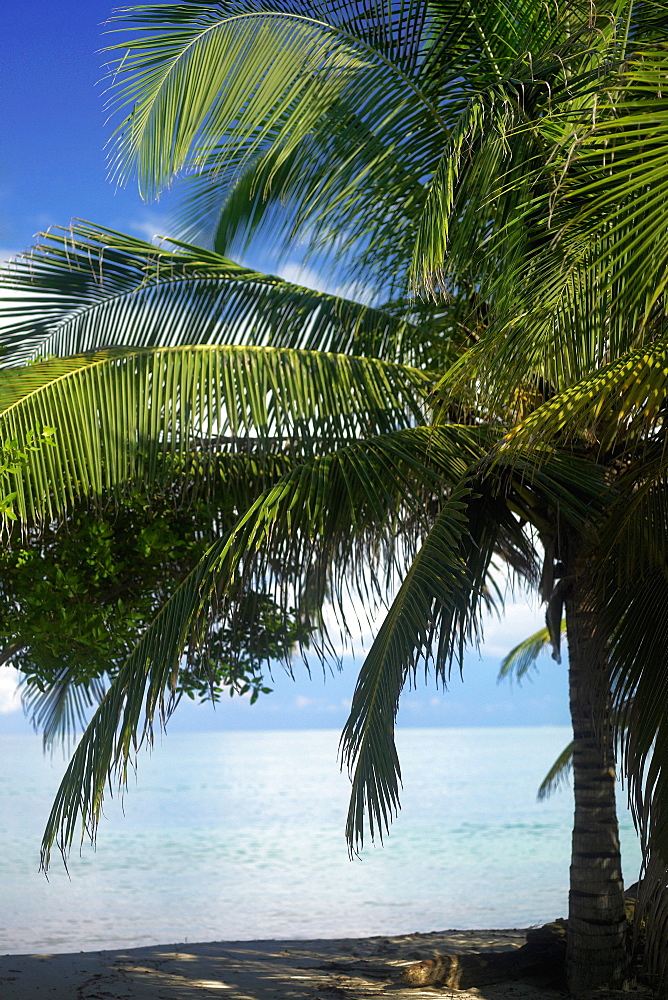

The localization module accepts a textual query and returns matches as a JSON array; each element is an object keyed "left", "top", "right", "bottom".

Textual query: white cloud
[
  {"left": 0, "top": 667, "right": 21, "bottom": 714},
  {"left": 480, "top": 596, "right": 545, "bottom": 658},
  {"left": 122, "top": 212, "right": 174, "bottom": 247},
  {"left": 275, "top": 260, "right": 367, "bottom": 301}
]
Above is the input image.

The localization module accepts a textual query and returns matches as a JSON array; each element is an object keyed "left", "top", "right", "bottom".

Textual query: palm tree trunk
[{"left": 564, "top": 557, "right": 627, "bottom": 993}]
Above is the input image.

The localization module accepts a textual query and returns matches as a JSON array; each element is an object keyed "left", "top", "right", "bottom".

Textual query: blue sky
[
  {"left": 1, "top": 643, "right": 569, "bottom": 734},
  {"left": 2, "top": 2, "right": 180, "bottom": 257},
  {"left": 0, "top": 596, "right": 568, "bottom": 733},
  {"left": 0, "top": 1, "right": 568, "bottom": 734}
]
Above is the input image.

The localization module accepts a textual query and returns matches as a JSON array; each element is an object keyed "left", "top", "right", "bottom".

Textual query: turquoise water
[{"left": 0, "top": 727, "right": 642, "bottom": 954}]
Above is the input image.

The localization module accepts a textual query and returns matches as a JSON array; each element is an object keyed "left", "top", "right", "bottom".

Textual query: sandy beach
[{"left": 0, "top": 927, "right": 653, "bottom": 1000}]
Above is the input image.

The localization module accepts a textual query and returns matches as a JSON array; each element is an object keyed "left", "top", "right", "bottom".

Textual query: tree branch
[{"left": 0, "top": 642, "right": 25, "bottom": 667}]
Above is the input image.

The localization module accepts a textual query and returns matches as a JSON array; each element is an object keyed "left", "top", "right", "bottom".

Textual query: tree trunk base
[{"left": 400, "top": 920, "right": 567, "bottom": 989}]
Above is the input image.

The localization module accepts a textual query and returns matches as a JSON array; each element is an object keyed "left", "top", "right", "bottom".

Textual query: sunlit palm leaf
[
  {"left": 105, "top": 2, "right": 447, "bottom": 202},
  {"left": 496, "top": 337, "right": 668, "bottom": 459},
  {"left": 108, "top": 1, "right": 579, "bottom": 299},
  {"left": 498, "top": 622, "right": 564, "bottom": 682},
  {"left": 0, "top": 344, "right": 431, "bottom": 522},
  {"left": 410, "top": 90, "right": 542, "bottom": 297},
  {"left": 544, "top": 48, "right": 668, "bottom": 320},
  {"left": 0, "top": 224, "right": 424, "bottom": 365},
  {"left": 106, "top": 0, "right": 604, "bottom": 297},
  {"left": 410, "top": 11, "right": 668, "bottom": 404}
]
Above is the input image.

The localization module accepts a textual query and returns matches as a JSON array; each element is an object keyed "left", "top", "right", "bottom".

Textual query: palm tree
[
  {"left": 0, "top": 224, "right": 608, "bottom": 983},
  {"left": 94, "top": 1, "right": 668, "bottom": 990},
  {"left": 0, "top": 243, "right": 646, "bottom": 991},
  {"left": 4, "top": 0, "right": 668, "bottom": 990}
]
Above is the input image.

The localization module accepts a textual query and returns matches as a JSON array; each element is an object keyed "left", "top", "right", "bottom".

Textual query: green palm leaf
[
  {"left": 105, "top": 3, "right": 447, "bottom": 200},
  {"left": 0, "top": 344, "right": 431, "bottom": 522},
  {"left": 39, "top": 422, "right": 489, "bottom": 867},
  {"left": 340, "top": 484, "right": 471, "bottom": 851},
  {"left": 496, "top": 337, "right": 668, "bottom": 459},
  {"left": 537, "top": 741, "right": 574, "bottom": 800},
  {"left": 340, "top": 480, "right": 535, "bottom": 850},
  {"left": 542, "top": 48, "right": 668, "bottom": 317},
  {"left": 498, "top": 622, "right": 565, "bottom": 682},
  {"left": 410, "top": 89, "right": 542, "bottom": 297},
  {"left": 0, "top": 224, "right": 424, "bottom": 365}
]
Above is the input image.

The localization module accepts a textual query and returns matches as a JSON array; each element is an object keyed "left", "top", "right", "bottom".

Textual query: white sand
[
  {"left": 0, "top": 928, "right": 571, "bottom": 1000},
  {"left": 1, "top": 928, "right": 657, "bottom": 999}
]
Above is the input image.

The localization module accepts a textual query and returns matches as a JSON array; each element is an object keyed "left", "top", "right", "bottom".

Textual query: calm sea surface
[{"left": 0, "top": 727, "right": 642, "bottom": 954}]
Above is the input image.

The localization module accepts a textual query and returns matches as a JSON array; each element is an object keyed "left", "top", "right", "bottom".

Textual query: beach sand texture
[{"left": 0, "top": 928, "right": 650, "bottom": 1000}]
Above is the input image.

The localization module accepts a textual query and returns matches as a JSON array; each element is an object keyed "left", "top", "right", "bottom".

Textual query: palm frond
[
  {"left": 410, "top": 89, "right": 541, "bottom": 297},
  {"left": 20, "top": 671, "right": 107, "bottom": 749},
  {"left": 195, "top": 110, "right": 430, "bottom": 298},
  {"left": 176, "top": 1, "right": 604, "bottom": 295},
  {"left": 544, "top": 46, "right": 668, "bottom": 320},
  {"left": 40, "top": 422, "right": 489, "bottom": 867},
  {"left": 498, "top": 621, "right": 565, "bottom": 682},
  {"left": 0, "top": 344, "right": 431, "bottom": 523},
  {"left": 0, "top": 224, "right": 425, "bottom": 365},
  {"left": 105, "top": 2, "right": 447, "bottom": 201},
  {"left": 412, "top": 16, "right": 668, "bottom": 404},
  {"left": 109, "top": 1, "right": 578, "bottom": 296},
  {"left": 338, "top": 448, "right": 604, "bottom": 856},
  {"left": 537, "top": 740, "right": 574, "bottom": 800},
  {"left": 496, "top": 337, "right": 668, "bottom": 460},
  {"left": 340, "top": 479, "right": 533, "bottom": 851}
]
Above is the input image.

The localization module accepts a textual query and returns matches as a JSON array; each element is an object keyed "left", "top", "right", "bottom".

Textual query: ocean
[{"left": 0, "top": 727, "right": 642, "bottom": 955}]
